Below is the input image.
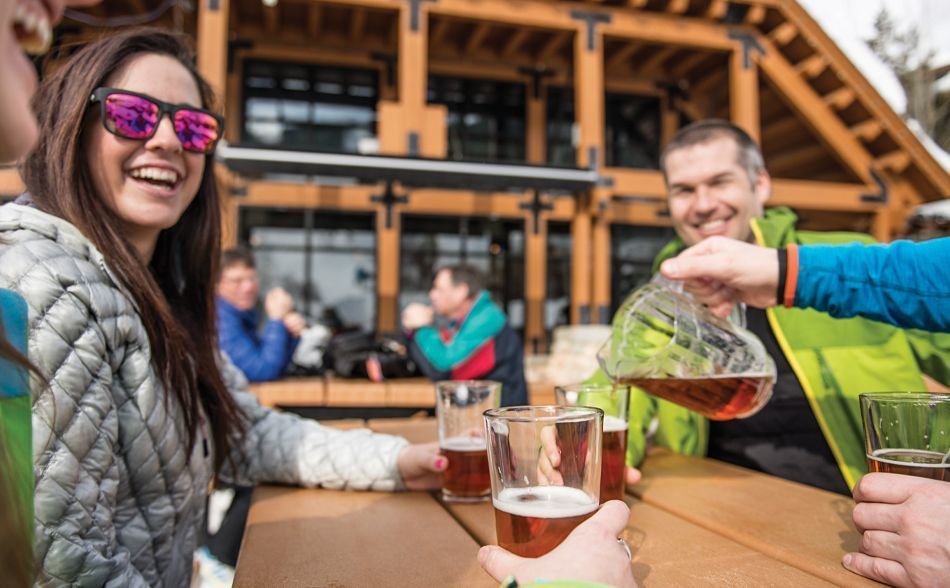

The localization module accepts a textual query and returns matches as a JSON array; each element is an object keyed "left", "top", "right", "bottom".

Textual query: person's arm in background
[
  {"left": 218, "top": 306, "right": 294, "bottom": 382},
  {"left": 411, "top": 301, "right": 506, "bottom": 372},
  {"left": 659, "top": 236, "right": 950, "bottom": 333}
]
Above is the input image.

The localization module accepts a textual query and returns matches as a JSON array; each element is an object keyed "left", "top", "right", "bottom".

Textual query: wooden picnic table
[
  {"left": 234, "top": 418, "right": 880, "bottom": 587},
  {"left": 247, "top": 376, "right": 558, "bottom": 409}
]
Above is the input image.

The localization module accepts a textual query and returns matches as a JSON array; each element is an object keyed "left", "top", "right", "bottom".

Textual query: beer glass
[
  {"left": 597, "top": 276, "right": 775, "bottom": 420},
  {"left": 437, "top": 380, "right": 499, "bottom": 502},
  {"left": 556, "top": 384, "right": 630, "bottom": 503},
  {"left": 860, "top": 392, "right": 949, "bottom": 481},
  {"left": 484, "top": 406, "right": 603, "bottom": 557}
]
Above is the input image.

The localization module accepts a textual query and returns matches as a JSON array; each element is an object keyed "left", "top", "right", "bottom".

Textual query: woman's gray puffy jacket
[{"left": 0, "top": 204, "right": 409, "bottom": 587}]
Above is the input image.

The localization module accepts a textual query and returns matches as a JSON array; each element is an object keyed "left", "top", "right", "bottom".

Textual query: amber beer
[
  {"left": 625, "top": 374, "right": 773, "bottom": 420},
  {"left": 441, "top": 436, "right": 491, "bottom": 500},
  {"left": 493, "top": 486, "right": 598, "bottom": 557},
  {"left": 600, "top": 416, "right": 629, "bottom": 502},
  {"left": 867, "top": 449, "right": 949, "bottom": 482}
]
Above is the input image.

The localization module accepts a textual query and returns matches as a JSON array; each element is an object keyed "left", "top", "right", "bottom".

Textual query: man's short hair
[
  {"left": 436, "top": 264, "right": 484, "bottom": 299},
  {"left": 659, "top": 119, "right": 766, "bottom": 186},
  {"left": 221, "top": 247, "right": 256, "bottom": 272}
]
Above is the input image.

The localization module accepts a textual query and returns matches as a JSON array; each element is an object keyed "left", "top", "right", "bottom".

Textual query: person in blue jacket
[
  {"left": 216, "top": 247, "right": 305, "bottom": 382},
  {"left": 658, "top": 234, "right": 950, "bottom": 588}
]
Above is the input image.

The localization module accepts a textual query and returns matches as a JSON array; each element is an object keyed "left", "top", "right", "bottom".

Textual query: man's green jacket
[{"left": 601, "top": 207, "right": 950, "bottom": 490}]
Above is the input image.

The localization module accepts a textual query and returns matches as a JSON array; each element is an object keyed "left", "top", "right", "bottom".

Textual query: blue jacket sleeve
[
  {"left": 219, "top": 311, "right": 295, "bottom": 382},
  {"left": 795, "top": 238, "right": 950, "bottom": 332}
]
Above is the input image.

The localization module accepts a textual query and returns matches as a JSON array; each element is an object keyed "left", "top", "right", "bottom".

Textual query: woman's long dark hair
[{"left": 20, "top": 29, "right": 244, "bottom": 473}]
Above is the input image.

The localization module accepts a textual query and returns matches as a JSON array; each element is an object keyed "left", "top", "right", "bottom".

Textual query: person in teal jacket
[
  {"left": 604, "top": 120, "right": 949, "bottom": 496},
  {"left": 658, "top": 236, "right": 949, "bottom": 332}
]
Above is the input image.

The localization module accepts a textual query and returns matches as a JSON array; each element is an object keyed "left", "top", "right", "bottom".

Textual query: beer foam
[
  {"left": 603, "top": 415, "right": 629, "bottom": 433},
  {"left": 441, "top": 436, "right": 487, "bottom": 451},
  {"left": 493, "top": 486, "right": 598, "bottom": 518},
  {"left": 868, "top": 450, "right": 950, "bottom": 469}
]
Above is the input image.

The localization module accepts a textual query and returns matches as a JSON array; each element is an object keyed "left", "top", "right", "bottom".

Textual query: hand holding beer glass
[
  {"left": 860, "top": 392, "right": 949, "bottom": 480},
  {"left": 437, "top": 380, "right": 500, "bottom": 502},
  {"left": 556, "top": 384, "right": 631, "bottom": 502},
  {"left": 484, "top": 406, "right": 603, "bottom": 557}
]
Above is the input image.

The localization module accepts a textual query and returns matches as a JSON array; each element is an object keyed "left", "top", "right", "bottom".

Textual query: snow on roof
[{"left": 912, "top": 198, "right": 950, "bottom": 219}]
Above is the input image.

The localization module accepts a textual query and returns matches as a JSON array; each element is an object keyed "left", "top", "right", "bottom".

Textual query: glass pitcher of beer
[{"left": 597, "top": 276, "right": 775, "bottom": 420}]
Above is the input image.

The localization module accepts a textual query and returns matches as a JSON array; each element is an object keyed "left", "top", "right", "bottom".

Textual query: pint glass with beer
[
  {"left": 860, "top": 392, "right": 949, "bottom": 481},
  {"left": 484, "top": 406, "right": 603, "bottom": 557},
  {"left": 437, "top": 380, "right": 500, "bottom": 502},
  {"left": 556, "top": 384, "right": 631, "bottom": 502}
]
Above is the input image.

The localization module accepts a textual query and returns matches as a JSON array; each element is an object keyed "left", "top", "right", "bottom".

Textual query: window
[
  {"left": 605, "top": 93, "right": 661, "bottom": 169},
  {"left": 610, "top": 224, "right": 675, "bottom": 314},
  {"left": 242, "top": 60, "right": 378, "bottom": 153},
  {"left": 545, "top": 221, "right": 572, "bottom": 337},
  {"left": 399, "top": 215, "right": 525, "bottom": 335},
  {"left": 428, "top": 76, "right": 526, "bottom": 163},
  {"left": 546, "top": 87, "right": 576, "bottom": 167},
  {"left": 238, "top": 208, "right": 377, "bottom": 331}
]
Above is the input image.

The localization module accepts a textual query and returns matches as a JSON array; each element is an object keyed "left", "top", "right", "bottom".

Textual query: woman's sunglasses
[{"left": 89, "top": 87, "right": 225, "bottom": 154}]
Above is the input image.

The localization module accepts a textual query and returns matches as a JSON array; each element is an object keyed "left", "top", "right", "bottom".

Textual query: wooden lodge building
[{"left": 2, "top": 0, "right": 948, "bottom": 352}]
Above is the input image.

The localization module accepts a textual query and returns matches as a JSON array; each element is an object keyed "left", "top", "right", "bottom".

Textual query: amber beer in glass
[
  {"left": 860, "top": 393, "right": 949, "bottom": 482},
  {"left": 437, "top": 381, "right": 499, "bottom": 502},
  {"left": 556, "top": 384, "right": 631, "bottom": 502},
  {"left": 484, "top": 406, "right": 603, "bottom": 557}
]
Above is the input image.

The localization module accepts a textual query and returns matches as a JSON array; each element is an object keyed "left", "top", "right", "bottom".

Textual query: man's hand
[
  {"left": 401, "top": 303, "right": 435, "bottom": 330},
  {"left": 283, "top": 312, "right": 306, "bottom": 337},
  {"left": 843, "top": 473, "right": 950, "bottom": 587},
  {"left": 264, "top": 287, "right": 295, "bottom": 320},
  {"left": 396, "top": 442, "right": 447, "bottom": 491},
  {"left": 659, "top": 236, "right": 780, "bottom": 318},
  {"left": 478, "top": 500, "right": 637, "bottom": 587}
]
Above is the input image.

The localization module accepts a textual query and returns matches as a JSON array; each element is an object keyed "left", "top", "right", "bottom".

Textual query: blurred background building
[{"left": 1, "top": 0, "right": 947, "bottom": 352}]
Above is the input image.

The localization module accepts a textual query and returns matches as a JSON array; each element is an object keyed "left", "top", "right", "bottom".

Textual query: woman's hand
[{"left": 396, "top": 442, "right": 447, "bottom": 491}]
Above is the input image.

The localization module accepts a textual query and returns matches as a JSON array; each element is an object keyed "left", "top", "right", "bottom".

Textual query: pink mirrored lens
[
  {"left": 174, "top": 110, "right": 220, "bottom": 153},
  {"left": 104, "top": 94, "right": 159, "bottom": 139}
]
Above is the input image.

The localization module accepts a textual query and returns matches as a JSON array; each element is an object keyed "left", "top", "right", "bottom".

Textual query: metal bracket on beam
[
  {"left": 408, "top": 0, "right": 436, "bottom": 33},
  {"left": 230, "top": 185, "right": 248, "bottom": 197},
  {"left": 520, "top": 190, "right": 554, "bottom": 234},
  {"left": 727, "top": 30, "right": 765, "bottom": 69},
  {"left": 579, "top": 306, "right": 591, "bottom": 325},
  {"left": 372, "top": 181, "right": 409, "bottom": 229},
  {"left": 209, "top": 0, "right": 219, "bottom": 11},
  {"left": 518, "top": 65, "right": 556, "bottom": 100},
  {"left": 597, "top": 305, "right": 610, "bottom": 325},
  {"left": 722, "top": 3, "right": 748, "bottom": 24},
  {"left": 407, "top": 132, "right": 420, "bottom": 157},
  {"left": 860, "top": 168, "right": 890, "bottom": 204},
  {"left": 570, "top": 10, "right": 611, "bottom": 53}
]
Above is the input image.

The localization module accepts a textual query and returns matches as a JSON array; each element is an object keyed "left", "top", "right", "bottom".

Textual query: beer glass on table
[
  {"left": 484, "top": 406, "right": 603, "bottom": 557},
  {"left": 437, "top": 380, "right": 499, "bottom": 502},
  {"left": 597, "top": 276, "right": 775, "bottom": 420},
  {"left": 556, "top": 384, "right": 631, "bottom": 503},
  {"left": 860, "top": 392, "right": 949, "bottom": 481}
]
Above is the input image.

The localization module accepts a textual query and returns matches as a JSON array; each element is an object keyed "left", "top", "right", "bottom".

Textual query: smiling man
[{"left": 615, "top": 119, "right": 950, "bottom": 496}]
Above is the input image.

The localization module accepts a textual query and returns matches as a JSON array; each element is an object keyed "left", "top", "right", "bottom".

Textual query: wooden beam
[
  {"left": 850, "top": 119, "right": 883, "bottom": 142},
  {"left": 604, "top": 9, "right": 735, "bottom": 50},
  {"left": 524, "top": 215, "right": 547, "bottom": 351},
  {"left": 770, "top": 179, "right": 881, "bottom": 212},
  {"left": 430, "top": 18, "right": 450, "bottom": 48},
  {"left": 667, "top": 0, "right": 690, "bottom": 15},
  {"left": 606, "top": 41, "right": 640, "bottom": 71},
  {"left": 376, "top": 208, "right": 400, "bottom": 332},
  {"left": 628, "top": 0, "right": 650, "bottom": 8},
  {"left": 591, "top": 189, "right": 612, "bottom": 325},
  {"left": 0, "top": 168, "right": 24, "bottom": 196},
  {"left": 669, "top": 50, "right": 713, "bottom": 79},
  {"left": 571, "top": 195, "right": 592, "bottom": 324},
  {"left": 605, "top": 168, "right": 667, "bottom": 198},
  {"left": 730, "top": 45, "right": 760, "bottom": 143},
  {"left": 263, "top": 4, "right": 279, "bottom": 34},
  {"left": 527, "top": 93, "right": 546, "bottom": 164},
  {"left": 768, "top": 21, "right": 797, "bottom": 46},
  {"left": 691, "top": 69, "right": 725, "bottom": 96},
  {"left": 464, "top": 22, "right": 490, "bottom": 55},
  {"left": 639, "top": 46, "right": 678, "bottom": 77},
  {"left": 767, "top": 143, "right": 828, "bottom": 172},
  {"left": 574, "top": 20, "right": 604, "bottom": 170},
  {"left": 876, "top": 150, "right": 912, "bottom": 174},
  {"left": 196, "top": 0, "right": 229, "bottom": 105},
  {"left": 823, "top": 86, "right": 856, "bottom": 110},
  {"left": 756, "top": 35, "right": 875, "bottom": 186},
  {"left": 307, "top": 3, "right": 323, "bottom": 38},
  {"left": 762, "top": 116, "right": 804, "bottom": 146},
  {"left": 501, "top": 28, "right": 530, "bottom": 59},
  {"left": 538, "top": 31, "right": 569, "bottom": 62},
  {"left": 350, "top": 8, "right": 366, "bottom": 41},
  {"left": 794, "top": 53, "right": 827, "bottom": 79},
  {"left": 745, "top": 4, "right": 767, "bottom": 25},
  {"left": 705, "top": 0, "right": 728, "bottom": 19}
]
